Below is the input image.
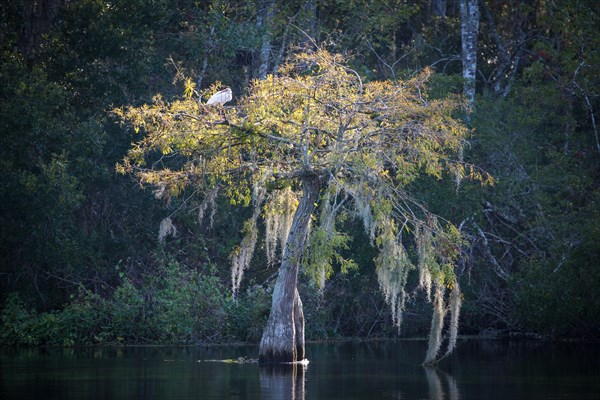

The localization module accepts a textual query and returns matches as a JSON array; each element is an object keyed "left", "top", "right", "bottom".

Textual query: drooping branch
[
  {"left": 265, "top": 188, "right": 299, "bottom": 267},
  {"left": 374, "top": 215, "right": 412, "bottom": 329},
  {"left": 231, "top": 185, "right": 266, "bottom": 298},
  {"left": 424, "top": 284, "right": 446, "bottom": 366}
]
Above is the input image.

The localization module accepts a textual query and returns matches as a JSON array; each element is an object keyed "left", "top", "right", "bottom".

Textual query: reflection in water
[
  {"left": 3, "top": 341, "right": 600, "bottom": 400},
  {"left": 445, "top": 371, "right": 460, "bottom": 400},
  {"left": 259, "top": 363, "right": 306, "bottom": 400},
  {"left": 424, "top": 367, "right": 460, "bottom": 400}
]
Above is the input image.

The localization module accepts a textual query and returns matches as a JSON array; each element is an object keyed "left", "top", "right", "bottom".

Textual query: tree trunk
[
  {"left": 303, "top": 0, "right": 318, "bottom": 44},
  {"left": 457, "top": 0, "right": 479, "bottom": 189},
  {"left": 460, "top": 0, "right": 480, "bottom": 110},
  {"left": 259, "top": 175, "right": 319, "bottom": 363},
  {"left": 293, "top": 288, "right": 305, "bottom": 360},
  {"left": 257, "top": 0, "right": 274, "bottom": 80},
  {"left": 432, "top": 0, "right": 447, "bottom": 18}
]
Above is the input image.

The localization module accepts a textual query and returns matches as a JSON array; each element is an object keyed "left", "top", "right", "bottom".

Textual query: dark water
[{"left": 1, "top": 339, "right": 599, "bottom": 399}]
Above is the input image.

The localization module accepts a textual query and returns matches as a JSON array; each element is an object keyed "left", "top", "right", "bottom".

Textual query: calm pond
[{"left": 1, "top": 339, "right": 599, "bottom": 399}]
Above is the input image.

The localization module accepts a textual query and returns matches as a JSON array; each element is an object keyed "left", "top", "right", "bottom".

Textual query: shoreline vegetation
[
  {"left": 2, "top": 336, "right": 597, "bottom": 354},
  {"left": 3, "top": 270, "right": 597, "bottom": 349}
]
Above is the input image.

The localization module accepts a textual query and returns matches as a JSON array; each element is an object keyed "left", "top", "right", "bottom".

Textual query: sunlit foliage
[{"left": 117, "top": 49, "right": 484, "bottom": 363}]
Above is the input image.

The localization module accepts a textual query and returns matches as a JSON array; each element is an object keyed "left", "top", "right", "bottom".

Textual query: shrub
[
  {"left": 226, "top": 285, "right": 271, "bottom": 342},
  {"left": 0, "top": 293, "right": 39, "bottom": 345}
]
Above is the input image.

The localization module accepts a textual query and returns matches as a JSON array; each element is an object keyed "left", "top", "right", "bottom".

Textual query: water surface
[{"left": 1, "top": 339, "right": 598, "bottom": 399}]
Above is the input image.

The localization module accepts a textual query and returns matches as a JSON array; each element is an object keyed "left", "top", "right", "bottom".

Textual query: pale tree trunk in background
[
  {"left": 460, "top": 0, "right": 480, "bottom": 111},
  {"left": 432, "top": 0, "right": 447, "bottom": 18},
  {"left": 457, "top": 0, "right": 479, "bottom": 189},
  {"left": 257, "top": 0, "right": 274, "bottom": 80},
  {"left": 304, "top": 0, "right": 318, "bottom": 41},
  {"left": 272, "top": 0, "right": 318, "bottom": 74},
  {"left": 259, "top": 176, "right": 319, "bottom": 363}
]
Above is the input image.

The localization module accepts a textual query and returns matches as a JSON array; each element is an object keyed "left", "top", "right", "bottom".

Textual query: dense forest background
[{"left": 1, "top": 0, "right": 598, "bottom": 346}]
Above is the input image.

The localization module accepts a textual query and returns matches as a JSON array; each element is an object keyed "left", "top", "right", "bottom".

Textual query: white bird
[{"left": 206, "top": 87, "right": 232, "bottom": 105}]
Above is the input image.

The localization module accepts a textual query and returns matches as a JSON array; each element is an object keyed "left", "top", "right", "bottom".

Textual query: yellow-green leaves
[
  {"left": 116, "top": 49, "right": 480, "bottom": 204},
  {"left": 305, "top": 226, "right": 357, "bottom": 289},
  {"left": 183, "top": 78, "right": 197, "bottom": 100}
]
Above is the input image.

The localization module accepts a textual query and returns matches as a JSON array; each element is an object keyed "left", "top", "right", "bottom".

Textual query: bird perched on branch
[{"left": 206, "top": 87, "right": 232, "bottom": 105}]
